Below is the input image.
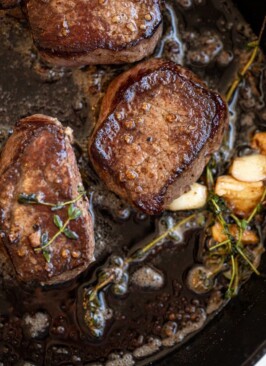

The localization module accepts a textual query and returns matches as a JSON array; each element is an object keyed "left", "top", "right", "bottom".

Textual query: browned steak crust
[
  {"left": 24, "top": 0, "right": 163, "bottom": 66},
  {"left": 89, "top": 59, "right": 228, "bottom": 215},
  {"left": 0, "top": 115, "right": 95, "bottom": 284}
]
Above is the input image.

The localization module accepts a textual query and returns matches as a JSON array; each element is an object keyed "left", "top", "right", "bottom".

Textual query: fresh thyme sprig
[
  {"left": 89, "top": 213, "right": 196, "bottom": 296},
  {"left": 18, "top": 188, "right": 86, "bottom": 262},
  {"left": 18, "top": 188, "right": 86, "bottom": 211},
  {"left": 206, "top": 165, "right": 266, "bottom": 298},
  {"left": 127, "top": 214, "right": 196, "bottom": 264},
  {"left": 83, "top": 213, "right": 201, "bottom": 336},
  {"left": 225, "top": 15, "right": 266, "bottom": 102},
  {"left": 35, "top": 203, "right": 81, "bottom": 252}
]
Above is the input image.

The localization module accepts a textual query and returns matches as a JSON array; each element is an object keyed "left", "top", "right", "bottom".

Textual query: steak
[
  {"left": 24, "top": 0, "right": 163, "bottom": 67},
  {"left": 0, "top": 115, "right": 95, "bottom": 284},
  {"left": 89, "top": 59, "right": 228, "bottom": 215}
]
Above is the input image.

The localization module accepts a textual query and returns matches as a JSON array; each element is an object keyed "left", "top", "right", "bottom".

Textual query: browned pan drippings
[{"left": 0, "top": 1, "right": 265, "bottom": 365}]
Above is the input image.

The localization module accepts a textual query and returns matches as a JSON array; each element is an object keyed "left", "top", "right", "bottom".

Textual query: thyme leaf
[
  {"left": 40, "top": 232, "right": 50, "bottom": 263},
  {"left": 18, "top": 193, "right": 39, "bottom": 204},
  {"left": 246, "top": 40, "right": 259, "bottom": 49},
  {"left": 53, "top": 215, "right": 63, "bottom": 229},
  {"left": 83, "top": 290, "right": 110, "bottom": 338},
  {"left": 246, "top": 187, "right": 266, "bottom": 224},
  {"left": 42, "top": 249, "right": 51, "bottom": 263},
  {"left": 51, "top": 204, "right": 64, "bottom": 211},
  {"left": 63, "top": 227, "right": 79, "bottom": 240},
  {"left": 68, "top": 204, "right": 82, "bottom": 220},
  {"left": 41, "top": 231, "right": 49, "bottom": 245}
]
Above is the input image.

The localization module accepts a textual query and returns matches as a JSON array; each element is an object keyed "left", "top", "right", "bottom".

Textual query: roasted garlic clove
[
  {"left": 230, "top": 154, "right": 266, "bottom": 182},
  {"left": 211, "top": 222, "right": 259, "bottom": 245},
  {"left": 167, "top": 183, "right": 207, "bottom": 211},
  {"left": 215, "top": 175, "right": 264, "bottom": 217},
  {"left": 251, "top": 132, "right": 266, "bottom": 155}
]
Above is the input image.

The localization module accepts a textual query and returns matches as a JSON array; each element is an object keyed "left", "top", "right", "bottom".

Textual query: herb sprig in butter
[{"left": 18, "top": 187, "right": 86, "bottom": 262}]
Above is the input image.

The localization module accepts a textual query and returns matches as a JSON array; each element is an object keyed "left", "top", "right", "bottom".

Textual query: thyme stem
[
  {"left": 89, "top": 274, "right": 116, "bottom": 302},
  {"left": 32, "top": 201, "right": 55, "bottom": 207},
  {"left": 227, "top": 255, "right": 236, "bottom": 296},
  {"left": 19, "top": 190, "right": 85, "bottom": 258},
  {"left": 95, "top": 275, "right": 115, "bottom": 293},
  {"left": 56, "top": 191, "right": 86, "bottom": 207},
  {"left": 247, "top": 187, "right": 266, "bottom": 224},
  {"left": 35, "top": 217, "right": 71, "bottom": 252},
  {"left": 211, "top": 199, "right": 232, "bottom": 245},
  {"left": 236, "top": 246, "right": 260, "bottom": 276},
  {"left": 18, "top": 190, "right": 86, "bottom": 209},
  {"left": 209, "top": 239, "right": 231, "bottom": 251},
  {"left": 126, "top": 213, "right": 196, "bottom": 264},
  {"left": 87, "top": 213, "right": 198, "bottom": 301}
]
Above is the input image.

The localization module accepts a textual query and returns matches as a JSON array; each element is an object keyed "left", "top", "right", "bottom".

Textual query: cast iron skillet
[
  {"left": 157, "top": 1, "right": 266, "bottom": 364},
  {"left": 0, "top": 1, "right": 265, "bottom": 366},
  {"left": 157, "top": 259, "right": 266, "bottom": 366}
]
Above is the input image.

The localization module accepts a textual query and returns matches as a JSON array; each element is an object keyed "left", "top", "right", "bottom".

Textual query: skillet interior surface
[{"left": 0, "top": 0, "right": 265, "bottom": 365}]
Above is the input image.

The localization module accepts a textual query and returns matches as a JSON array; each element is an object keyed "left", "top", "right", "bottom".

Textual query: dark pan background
[
  {"left": 0, "top": 2, "right": 264, "bottom": 366},
  {"left": 157, "top": 1, "right": 266, "bottom": 365},
  {"left": 235, "top": 0, "right": 266, "bottom": 52}
]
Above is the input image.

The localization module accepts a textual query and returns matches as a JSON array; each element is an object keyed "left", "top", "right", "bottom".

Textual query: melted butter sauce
[{"left": 0, "top": 1, "right": 265, "bottom": 365}]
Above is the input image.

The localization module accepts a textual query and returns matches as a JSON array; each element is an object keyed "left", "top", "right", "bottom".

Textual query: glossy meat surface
[
  {"left": 89, "top": 59, "right": 228, "bottom": 215},
  {"left": 0, "top": 115, "right": 95, "bottom": 284},
  {"left": 24, "top": 0, "right": 163, "bottom": 66}
]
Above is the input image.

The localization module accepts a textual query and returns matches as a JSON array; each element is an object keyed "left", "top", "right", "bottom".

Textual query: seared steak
[
  {"left": 24, "top": 0, "right": 163, "bottom": 67},
  {"left": 0, "top": 115, "right": 94, "bottom": 284},
  {"left": 89, "top": 59, "right": 228, "bottom": 215}
]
